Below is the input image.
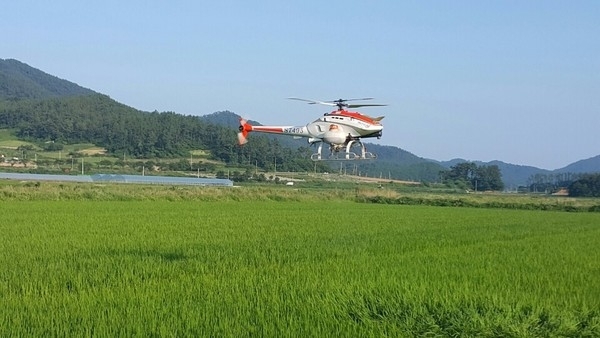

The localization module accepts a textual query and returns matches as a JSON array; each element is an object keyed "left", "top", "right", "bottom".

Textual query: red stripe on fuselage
[{"left": 328, "top": 110, "right": 380, "bottom": 125}]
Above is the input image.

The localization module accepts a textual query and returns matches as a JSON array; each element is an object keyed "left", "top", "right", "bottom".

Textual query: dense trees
[
  {"left": 568, "top": 173, "right": 600, "bottom": 197},
  {"left": 525, "top": 172, "right": 581, "bottom": 193},
  {"left": 0, "top": 94, "right": 330, "bottom": 173},
  {"left": 0, "top": 59, "right": 451, "bottom": 180},
  {"left": 440, "top": 162, "right": 504, "bottom": 191},
  {"left": 0, "top": 95, "right": 226, "bottom": 159}
]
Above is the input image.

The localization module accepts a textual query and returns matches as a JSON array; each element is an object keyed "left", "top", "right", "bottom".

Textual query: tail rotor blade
[
  {"left": 237, "top": 132, "right": 248, "bottom": 145},
  {"left": 237, "top": 118, "right": 253, "bottom": 145}
]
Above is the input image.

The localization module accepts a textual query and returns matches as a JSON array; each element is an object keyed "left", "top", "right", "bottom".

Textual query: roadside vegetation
[{"left": 2, "top": 179, "right": 600, "bottom": 212}]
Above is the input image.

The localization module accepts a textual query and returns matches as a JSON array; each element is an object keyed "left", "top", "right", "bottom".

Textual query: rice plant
[{"left": 1, "top": 200, "right": 598, "bottom": 336}]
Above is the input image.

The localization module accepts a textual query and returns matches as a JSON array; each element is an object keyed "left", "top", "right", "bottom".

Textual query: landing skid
[{"left": 310, "top": 140, "right": 377, "bottom": 161}]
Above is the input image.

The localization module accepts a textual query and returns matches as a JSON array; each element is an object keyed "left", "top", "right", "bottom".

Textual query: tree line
[
  {"left": 441, "top": 163, "right": 600, "bottom": 196},
  {"left": 568, "top": 173, "right": 600, "bottom": 197},
  {"left": 0, "top": 94, "right": 329, "bottom": 173},
  {"left": 439, "top": 162, "right": 504, "bottom": 191},
  {"left": 526, "top": 172, "right": 582, "bottom": 193},
  {"left": 523, "top": 172, "right": 600, "bottom": 197}
]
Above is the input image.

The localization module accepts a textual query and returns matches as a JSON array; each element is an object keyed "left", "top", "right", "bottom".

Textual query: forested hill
[
  {"left": 0, "top": 59, "right": 325, "bottom": 172},
  {"left": 0, "top": 57, "right": 532, "bottom": 182},
  {"left": 0, "top": 58, "right": 96, "bottom": 100},
  {"left": 0, "top": 94, "right": 326, "bottom": 171},
  {"left": 3, "top": 58, "right": 597, "bottom": 183},
  {"left": 557, "top": 155, "right": 600, "bottom": 174}
]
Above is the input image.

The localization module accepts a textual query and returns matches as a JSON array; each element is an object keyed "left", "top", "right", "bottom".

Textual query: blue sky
[{"left": 2, "top": 1, "right": 599, "bottom": 169}]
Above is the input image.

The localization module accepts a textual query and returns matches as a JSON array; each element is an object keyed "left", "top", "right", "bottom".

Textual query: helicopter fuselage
[
  {"left": 310, "top": 110, "right": 383, "bottom": 141},
  {"left": 240, "top": 110, "right": 382, "bottom": 144},
  {"left": 238, "top": 109, "right": 384, "bottom": 161}
]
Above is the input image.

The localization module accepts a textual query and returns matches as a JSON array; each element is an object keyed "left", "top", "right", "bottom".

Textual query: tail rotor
[{"left": 237, "top": 118, "right": 253, "bottom": 145}]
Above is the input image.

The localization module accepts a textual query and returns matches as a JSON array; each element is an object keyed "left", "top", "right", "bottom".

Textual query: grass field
[{"left": 1, "top": 195, "right": 599, "bottom": 336}]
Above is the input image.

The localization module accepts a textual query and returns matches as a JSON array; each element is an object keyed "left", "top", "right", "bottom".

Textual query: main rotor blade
[
  {"left": 289, "top": 97, "right": 386, "bottom": 109},
  {"left": 346, "top": 103, "right": 387, "bottom": 108},
  {"left": 330, "top": 98, "right": 374, "bottom": 102},
  {"left": 288, "top": 97, "right": 337, "bottom": 106}
]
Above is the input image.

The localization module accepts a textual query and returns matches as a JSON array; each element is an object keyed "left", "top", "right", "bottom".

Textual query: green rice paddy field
[{"left": 1, "top": 197, "right": 599, "bottom": 336}]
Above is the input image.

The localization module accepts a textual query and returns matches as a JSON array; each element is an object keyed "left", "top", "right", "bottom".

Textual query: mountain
[
  {"left": 200, "top": 110, "right": 256, "bottom": 129},
  {"left": 199, "top": 110, "right": 600, "bottom": 184},
  {"left": 0, "top": 61, "right": 322, "bottom": 170},
  {"left": 437, "top": 159, "right": 549, "bottom": 188},
  {"left": 556, "top": 155, "right": 600, "bottom": 174},
  {"left": 487, "top": 161, "right": 549, "bottom": 188},
  {"left": 0, "top": 58, "right": 96, "bottom": 100},
  {"left": 360, "top": 144, "right": 446, "bottom": 181},
  {"left": 2, "top": 58, "right": 598, "bottom": 184},
  {"left": 438, "top": 157, "right": 600, "bottom": 188}
]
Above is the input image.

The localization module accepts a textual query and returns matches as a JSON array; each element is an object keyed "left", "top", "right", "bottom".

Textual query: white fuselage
[
  {"left": 240, "top": 110, "right": 384, "bottom": 147},
  {"left": 238, "top": 109, "right": 384, "bottom": 160},
  {"left": 305, "top": 114, "right": 383, "bottom": 142}
]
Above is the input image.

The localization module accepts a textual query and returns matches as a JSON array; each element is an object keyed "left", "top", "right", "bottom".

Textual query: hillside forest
[
  {"left": 0, "top": 95, "right": 329, "bottom": 174},
  {"left": 2, "top": 58, "right": 600, "bottom": 194}
]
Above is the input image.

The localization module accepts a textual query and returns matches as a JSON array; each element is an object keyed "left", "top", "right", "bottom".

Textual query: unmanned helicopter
[{"left": 238, "top": 98, "right": 385, "bottom": 161}]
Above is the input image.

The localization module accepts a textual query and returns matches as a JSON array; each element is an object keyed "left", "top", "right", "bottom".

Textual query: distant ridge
[
  {"left": 200, "top": 110, "right": 260, "bottom": 129},
  {"left": 437, "top": 157, "right": 600, "bottom": 187},
  {"left": 0, "top": 58, "right": 96, "bottom": 100},
  {"left": 436, "top": 159, "right": 550, "bottom": 188},
  {"left": 200, "top": 111, "right": 600, "bottom": 185},
  {"left": 556, "top": 155, "right": 600, "bottom": 174},
  {"left": 2, "top": 58, "right": 599, "bottom": 185}
]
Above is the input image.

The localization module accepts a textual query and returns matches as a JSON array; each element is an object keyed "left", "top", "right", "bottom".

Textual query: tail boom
[{"left": 237, "top": 118, "right": 310, "bottom": 145}]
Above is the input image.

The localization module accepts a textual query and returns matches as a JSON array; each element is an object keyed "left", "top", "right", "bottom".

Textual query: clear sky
[{"left": 2, "top": 1, "right": 599, "bottom": 170}]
